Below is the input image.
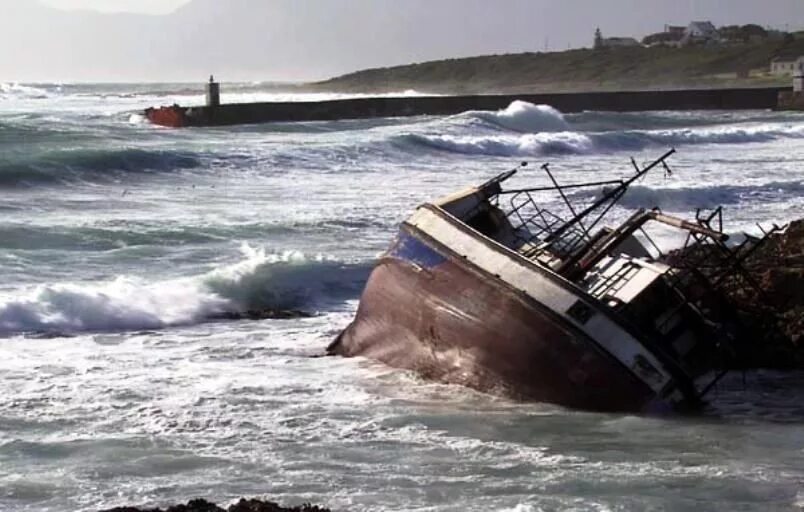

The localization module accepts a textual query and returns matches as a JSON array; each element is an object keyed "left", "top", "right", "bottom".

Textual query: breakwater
[{"left": 145, "top": 86, "right": 791, "bottom": 127}]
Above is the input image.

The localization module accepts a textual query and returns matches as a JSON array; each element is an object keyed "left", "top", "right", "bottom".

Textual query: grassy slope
[{"left": 311, "top": 39, "right": 804, "bottom": 94}]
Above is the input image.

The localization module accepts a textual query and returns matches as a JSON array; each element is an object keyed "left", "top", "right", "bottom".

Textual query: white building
[
  {"left": 687, "top": 21, "right": 717, "bottom": 38},
  {"left": 601, "top": 37, "right": 641, "bottom": 48},
  {"left": 683, "top": 21, "right": 718, "bottom": 45},
  {"left": 771, "top": 56, "right": 801, "bottom": 76}
]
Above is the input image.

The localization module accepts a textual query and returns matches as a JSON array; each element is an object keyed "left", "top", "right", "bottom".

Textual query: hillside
[{"left": 312, "top": 39, "right": 804, "bottom": 94}]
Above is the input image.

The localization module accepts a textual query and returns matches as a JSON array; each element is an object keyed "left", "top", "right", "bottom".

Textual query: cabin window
[{"left": 465, "top": 209, "right": 499, "bottom": 239}]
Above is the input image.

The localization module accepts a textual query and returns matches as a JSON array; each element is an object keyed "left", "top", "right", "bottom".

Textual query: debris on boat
[
  {"left": 329, "top": 149, "right": 790, "bottom": 413},
  {"left": 666, "top": 218, "right": 804, "bottom": 369}
]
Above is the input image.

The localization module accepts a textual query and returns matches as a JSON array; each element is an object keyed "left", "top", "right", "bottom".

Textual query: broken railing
[
  {"left": 480, "top": 149, "right": 786, "bottom": 393},
  {"left": 485, "top": 148, "right": 677, "bottom": 262}
]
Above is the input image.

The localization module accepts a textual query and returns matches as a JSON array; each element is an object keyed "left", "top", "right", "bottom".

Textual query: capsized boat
[{"left": 329, "top": 149, "right": 780, "bottom": 413}]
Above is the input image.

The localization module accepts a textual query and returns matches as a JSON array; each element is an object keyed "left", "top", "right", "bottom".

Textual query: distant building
[
  {"left": 600, "top": 37, "right": 641, "bottom": 48},
  {"left": 771, "top": 55, "right": 803, "bottom": 76},
  {"left": 643, "top": 25, "right": 685, "bottom": 47},
  {"left": 594, "top": 28, "right": 641, "bottom": 49},
  {"left": 664, "top": 25, "right": 686, "bottom": 37},
  {"left": 683, "top": 21, "right": 718, "bottom": 45},
  {"left": 687, "top": 21, "right": 717, "bottom": 38}
]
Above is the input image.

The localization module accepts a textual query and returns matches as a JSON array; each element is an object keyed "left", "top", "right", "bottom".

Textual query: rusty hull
[{"left": 329, "top": 225, "right": 662, "bottom": 413}]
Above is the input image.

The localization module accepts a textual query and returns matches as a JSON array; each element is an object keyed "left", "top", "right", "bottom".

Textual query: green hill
[{"left": 311, "top": 39, "right": 804, "bottom": 94}]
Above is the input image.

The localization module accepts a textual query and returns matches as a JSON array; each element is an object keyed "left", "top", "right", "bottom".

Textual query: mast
[{"left": 544, "top": 148, "right": 676, "bottom": 243}]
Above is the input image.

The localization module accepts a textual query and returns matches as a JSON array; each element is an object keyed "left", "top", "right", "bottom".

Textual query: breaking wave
[
  {"left": 397, "top": 121, "right": 804, "bottom": 157},
  {"left": 610, "top": 180, "right": 804, "bottom": 211},
  {"left": 0, "top": 82, "right": 52, "bottom": 100},
  {"left": 0, "top": 148, "right": 203, "bottom": 187},
  {"left": 465, "top": 101, "right": 570, "bottom": 133},
  {"left": 0, "top": 244, "right": 371, "bottom": 335}
]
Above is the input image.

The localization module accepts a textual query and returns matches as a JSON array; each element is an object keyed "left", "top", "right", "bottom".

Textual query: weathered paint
[
  {"left": 406, "top": 205, "right": 677, "bottom": 395},
  {"left": 144, "top": 106, "right": 188, "bottom": 128},
  {"left": 331, "top": 212, "right": 693, "bottom": 412}
]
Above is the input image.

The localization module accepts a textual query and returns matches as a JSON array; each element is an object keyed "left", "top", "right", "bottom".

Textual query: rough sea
[{"left": 1, "top": 82, "right": 803, "bottom": 512}]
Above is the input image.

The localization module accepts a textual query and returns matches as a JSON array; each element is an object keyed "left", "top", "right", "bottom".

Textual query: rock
[
  {"left": 229, "top": 498, "right": 331, "bottom": 512},
  {"left": 207, "top": 309, "right": 315, "bottom": 321},
  {"left": 99, "top": 498, "right": 332, "bottom": 512},
  {"left": 666, "top": 219, "right": 804, "bottom": 369}
]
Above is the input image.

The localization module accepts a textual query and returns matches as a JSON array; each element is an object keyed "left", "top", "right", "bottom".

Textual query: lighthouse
[{"left": 206, "top": 75, "right": 220, "bottom": 107}]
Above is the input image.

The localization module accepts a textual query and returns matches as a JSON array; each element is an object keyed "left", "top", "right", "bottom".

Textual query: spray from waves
[
  {"left": 396, "top": 121, "right": 804, "bottom": 157},
  {"left": 0, "top": 244, "right": 371, "bottom": 335},
  {"left": 463, "top": 101, "right": 570, "bottom": 133},
  {"left": 0, "top": 148, "right": 203, "bottom": 188},
  {"left": 0, "top": 82, "right": 53, "bottom": 100},
  {"left": 566, "top": 109, "right": 804, "bottom": 132},
  {"left": 399, "top": 131, "right": 590, "bottom": 157},
  {"left": 582, "top": 180, "right": 804, "bottom": 211}
]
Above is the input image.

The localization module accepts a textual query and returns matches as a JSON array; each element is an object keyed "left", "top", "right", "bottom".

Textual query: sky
[
  {"left": 2, "top": 0, "right": 803, "bottom": 82},
  {"left": 40, "top": 0, "right": 191, "bottom": 14}
]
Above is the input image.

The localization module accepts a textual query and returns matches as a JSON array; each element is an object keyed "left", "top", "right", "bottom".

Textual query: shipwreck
[{"left": 329, "top": 149, "right": 784, "bottom": 413}]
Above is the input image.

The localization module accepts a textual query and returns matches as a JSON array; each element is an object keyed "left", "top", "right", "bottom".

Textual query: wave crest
[
  {"left": 0, "top": 148, "right": 202, "bottom": 188},
  {"left": 396, "top": 122, "right": 804, "bottom": 157},
  {"left": 467, "top": 101, "right": 570, "bottom": 133},
  {"left": 0, "top": 244, "right": 370, "bottom": 335},
  {"left": 0, "top": 82, "right": 51, "bottom": 100},
  {"left": 615, "top": 181, "right": 804, "bottom": 211}
]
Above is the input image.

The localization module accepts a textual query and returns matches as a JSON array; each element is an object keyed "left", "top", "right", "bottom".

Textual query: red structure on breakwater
[{"left": 144, "top": 81, "right": 791, "bottom": 128}]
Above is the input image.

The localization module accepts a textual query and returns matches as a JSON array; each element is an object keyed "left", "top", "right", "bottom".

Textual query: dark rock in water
[
  {"left": 208, "top": 309, "right": 315, "bottom": 321},
  {"left": 23, "top": 330, "right": 78, "bottom": 340},
  {"left": 229, "top": 499, "right": 330, "bottom": 512},
  {"left": 667, "top": 219, "right": 804, "bottom": 369},
  {"left": 739, "top": 219, "right": 804, "bottom": 367},
  {"left": 100, "top": 497, "right": 332, "bottom": 512}
]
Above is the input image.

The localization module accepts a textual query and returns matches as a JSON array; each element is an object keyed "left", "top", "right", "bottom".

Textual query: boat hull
[
  {"left": 331, "top": 225, "right": 663, "bottom": 412},
  {"left": 144, "top": 106, "right": 188, "bottom": 128}
]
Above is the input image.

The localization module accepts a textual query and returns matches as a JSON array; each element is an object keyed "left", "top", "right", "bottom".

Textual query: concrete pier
[{"left": 145, "top": 86, "right": 792, "bottom": 128}]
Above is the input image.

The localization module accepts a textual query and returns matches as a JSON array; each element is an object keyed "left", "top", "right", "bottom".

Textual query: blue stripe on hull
[{"left": 387, "top": 228, "right": 447, "bottom": 269}]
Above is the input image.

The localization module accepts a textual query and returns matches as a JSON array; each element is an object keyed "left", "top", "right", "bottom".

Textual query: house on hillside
[
  {"left": 643, "top": 25, "right": 685, "bottom": 47},
  {"left": 664, "top": 25, "right": 686, "bottom": 37},
  {"left": 683, "top": 21, "right": 718, "bottom": 45},
  {"left": 771, "top": 54, "right": 804, "bottom": 76},
  {"left": 601, "top": 37, "right": 641, "bottom": 48},
  {"left": 594, "top": 28, "right": 641, "bottom": 49}
]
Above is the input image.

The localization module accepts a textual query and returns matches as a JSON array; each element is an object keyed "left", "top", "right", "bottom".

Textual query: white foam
[
  {"left": 404, "top": 131, "right": 592, "bottom": 157},
  {"left": 403, "top": 121, "right": 804, "bottom": 157},
  {"left": 0, "top": 82, "right": 51, "bottom": 100},
  {"left": 496, "top": 505, "right": 538, "bottom": 512},
  {"left": 0, "top": 244, "right": 362, "bottom": 334},
  {"left": 469, "top": 101, "right": 570, "bottom": 133},
  {"left": 615, "top": 180, "right": 804, "bottom": 211},
  {"left": 127, "top": 113, "right": 146, "bottom": 125}
]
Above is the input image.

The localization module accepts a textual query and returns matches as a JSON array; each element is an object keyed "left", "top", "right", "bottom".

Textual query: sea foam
[
  {"left": 399, "top": 102, "right": 804, "bottom": 157},
  {"left": 467, "top": 101, "right": 571, "bottom": 133},
  {"left": 0, "top": 244, "right": 369, "bottom": 335}
]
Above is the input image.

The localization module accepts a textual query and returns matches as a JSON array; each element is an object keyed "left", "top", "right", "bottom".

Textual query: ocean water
[{"left": 1, "top": 83, "right": 803, "bottom": 512}]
